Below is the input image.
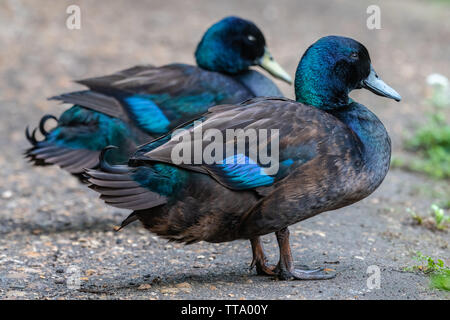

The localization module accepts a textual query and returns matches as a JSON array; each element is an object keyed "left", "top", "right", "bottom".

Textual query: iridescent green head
[
  {"left": 295, "top": 36, "right": 401, "bottom": 110},
  {"left": 195, "top": 16, "right": 291, "bottom": 84}
]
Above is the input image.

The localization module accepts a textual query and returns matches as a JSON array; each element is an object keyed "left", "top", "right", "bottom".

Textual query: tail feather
[
  {"left": 88, "top": 186, "right": 148, "bottom": 196},
  {"left": 86, "top": 170, "right": 133, "bottom": 181},
  {"left": 101, "top": 193, "right": 149, "bottom": 203},
  {"left": 44, "top": 149, "right": 83, "bottom": 164},
  {"left": 39, "top": 114, "right": 58, "bottom": 136},
  {"left": 86, "top": 177, "right": 140, "bottom": 188},
  {"left": 25, "top": 104, "right": 147, "bottom": 179},
  {"left": 25, "top": 142, "right": 100, "bottom": 174},
  {"left": 116, "top": 212, "right": 139, "bottom": 231},
  {"left": 84, "top": 151, "right": 168, "bottom": 215},
  {"left": 63, "top": 153, "right": 100, "bottom": 173},
  {"left": 29, "top": 146, "right": 67, "bottom": 157},
  {"left": 25, "top": 126, "right": 38, "bottom": 146},
  {"left": 24, "top": 113, "right": 101, "bottom": 175}
]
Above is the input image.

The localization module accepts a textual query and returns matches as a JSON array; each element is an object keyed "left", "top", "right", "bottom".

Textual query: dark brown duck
[{"left": 86, "top": 36, "right": 401, "bottom": 280}]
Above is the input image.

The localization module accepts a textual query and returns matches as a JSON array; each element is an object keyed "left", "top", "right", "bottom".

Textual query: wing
[
  {"left": 49, "top": 90, "right": 128, "bottom": 120},
  {"left": 130, "top": 97, "right": 356, "bottom": 191},
  {"left": 49, "top": 65, "right": 159, "bottom": 122},
  {"left": 52, "top": 64, "right": 253, "bottom": 135}
]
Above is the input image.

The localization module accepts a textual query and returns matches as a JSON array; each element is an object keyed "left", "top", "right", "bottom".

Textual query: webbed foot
[
  {"left": 277, "top": 265, "right": 336, "bottom": 280},
  {"left": 273, "top": 227, "right": 336, "bottom": 281},
  {"left": 249, "top": 229, "right": 337, "bottom": 280}
]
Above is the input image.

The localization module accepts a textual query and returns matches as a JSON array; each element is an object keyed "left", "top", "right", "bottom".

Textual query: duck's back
[
  {"left": 71, "top": 63, "right": 260, "bottom": 128},
  {"left": 25, "top": 64, "right": 281, "bottom": 176}
]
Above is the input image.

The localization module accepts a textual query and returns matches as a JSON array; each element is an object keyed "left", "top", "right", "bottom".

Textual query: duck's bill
[
  {"left": 258, "top": 48, "right": 292, "bottom": 84},
  {"left": 361, "top": 66, "right": 401, "bottom": 102}
]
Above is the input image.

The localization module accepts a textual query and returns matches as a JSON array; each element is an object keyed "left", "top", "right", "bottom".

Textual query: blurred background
[{"left": 0, "top": 0, "right": 448, "bottom": 299}]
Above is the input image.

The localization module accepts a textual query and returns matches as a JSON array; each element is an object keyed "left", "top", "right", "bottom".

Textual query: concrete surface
[{"left": 0, "top": 0, "right": 449, "bottom": 299}]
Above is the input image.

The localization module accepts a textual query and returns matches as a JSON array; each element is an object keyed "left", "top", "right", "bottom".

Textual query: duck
[
  {"left": 24, "top": 16, "right": 291, "bottom": 179},
  {"left": 85, "top": 35, "right": 401, "bottom": 280}
]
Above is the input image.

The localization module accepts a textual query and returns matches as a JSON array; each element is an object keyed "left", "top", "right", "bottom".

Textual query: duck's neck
[
  {"left": 330, "top": 101, "right": 391, "bottom": 183},
  {"left": 231, "top": 70, "right": 283, "bottom": 97},
  {"left": 295, "top": 62, "right": 390, "bottom": 177},
  {"left": 195, "top": 41, "right": 249, "bottom": 75}
]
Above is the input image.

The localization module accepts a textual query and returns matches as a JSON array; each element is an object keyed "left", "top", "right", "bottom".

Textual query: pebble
[
  {"left": 160, "top": 287, "right": 179, "bottom": 294},
  {"left": 137, "top": 284, "right": 151, "bottom": 290},
  {"left": 2, "top": 190, "right": 13, "bottom": 199},
  {"left": 175, "top": 282, "right": 191, "bottom": 289}
]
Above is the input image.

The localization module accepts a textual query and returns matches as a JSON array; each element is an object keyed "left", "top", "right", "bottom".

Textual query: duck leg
[
  {"left": 273, "top": 227, "right": 336, "bottom": 280},
  {"left": 249, "top": 237, "right": 276, "bottom": 276}
]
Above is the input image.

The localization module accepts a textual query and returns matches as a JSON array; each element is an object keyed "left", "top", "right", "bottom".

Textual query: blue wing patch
[
  {"left": 280, "top": 158, "right": 294, "bottom": 166},
  {"left": 124, "top": 95, "right": 170, "bottom": 134},
  {"left": 207, "top": 154, "right": 274, "bottom": 190}
]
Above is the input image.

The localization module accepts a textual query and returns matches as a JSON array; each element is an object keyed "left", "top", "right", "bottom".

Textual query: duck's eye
[
  {"left": 350, "top": 52, "right": 359, "bottom": 59},
  {"left": 247, "top": 35, "right": 256, "bottom": 42}
]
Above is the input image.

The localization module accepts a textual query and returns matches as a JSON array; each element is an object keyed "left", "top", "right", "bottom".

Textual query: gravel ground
[{"left": 0, "top": 0, "right": 449, "bottom": 300}]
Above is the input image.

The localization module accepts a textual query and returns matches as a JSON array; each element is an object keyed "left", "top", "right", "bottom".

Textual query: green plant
[
  {"left": 406, "top": 252, "right": 450, "bottom": 291},
  {"left": 406, "top": 207, "right": 422, "bottom": 225},
  {"left": 430, "top": 270, "right": 450, "bottom": 292},
  {"left": 413, "top": 252, "right": 446, "bottom": 273},
  {"left": 406, "top": 204, "right": 449, "bottom": 230},
  {"left": 400, "top": 74, "right": 450, "bottom": 179},
  {"left": 431, "top": 204, "right": 450, "bottom": 230},
  {"left": 405, "top": 122, "right": 450, "bottom": 179}
]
